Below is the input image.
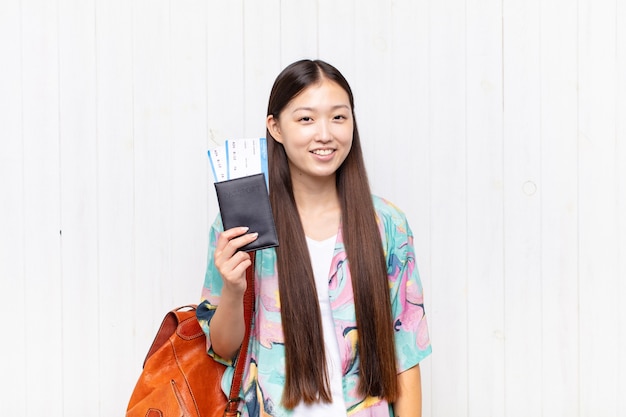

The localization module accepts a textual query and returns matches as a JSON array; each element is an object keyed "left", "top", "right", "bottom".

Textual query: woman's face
[{"left": 267, "top": 78, "right": 354, "bottom": 182}]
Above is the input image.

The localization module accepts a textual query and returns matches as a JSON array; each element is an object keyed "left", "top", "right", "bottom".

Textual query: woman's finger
[
  {"left": 215, "top": 226, "right": 250, "bottom": 253},
  {"left": 214, "top": 229, "right": 258, "bottom": 293}
]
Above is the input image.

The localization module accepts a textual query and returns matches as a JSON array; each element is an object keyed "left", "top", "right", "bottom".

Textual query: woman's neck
[{"left": 291, "top": 175, "right": 341, "bottom": 241}]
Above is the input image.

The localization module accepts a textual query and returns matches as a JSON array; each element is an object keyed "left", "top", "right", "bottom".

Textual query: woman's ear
[{"left": 266, "top": 115, "right": 283, "bottom": 144}]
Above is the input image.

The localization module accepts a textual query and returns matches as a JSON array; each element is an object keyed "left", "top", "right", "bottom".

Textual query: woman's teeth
[{"left": 312, "top": 149, "right": 333, "bottom": 156}]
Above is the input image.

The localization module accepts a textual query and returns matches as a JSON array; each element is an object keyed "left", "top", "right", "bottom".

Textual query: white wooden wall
[{"left": 0, "top": 0, "right": 624, "bottom": 416}]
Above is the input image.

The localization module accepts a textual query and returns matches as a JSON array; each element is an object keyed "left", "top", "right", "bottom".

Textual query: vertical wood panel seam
[
  {"left": 130, "top": 0, "right": 138, "bottom": 364},
  {"left": 169, "top": 0, "right": 174, "bottom": 302},
  {"left": 243, "top": 0, "right": 249, "bottom": 130},
  {"left": 538, "top": 2, "right": 545, "bottom": 411},
  {"left": 93, "top": 0, "right": 102, "bottom": 411},
  {"left": 167, "top": 0, "right": 172, "bottom": 303},
  {"left": 55, "top": 1, "right": 66, "bottom": 414},
  {"left": 18, "top": 0, "right": 27, "bottom": 413},
  {"left": 500, "top": 0, "right": 507, "bottom": 413},
  {"left": 615, "top": 0, "right": 623, "bottom": 410},
  {"left": 205, "top": 0, "right": 209, "bottom": 222},
  {"left": 315, "top": 0, "right": 320, "bottom": 58},
  {"left": 614, "top": 0, "right": 620, "bottom": 411},
  {"left": 427, "top": 0, "right": 433, "bottom": 408},
  {"left": 575, "top": 0, "right": 581, "bottom": 413},
  {"left": 464, "top": 1, "right": 470, "bottom": 415}
]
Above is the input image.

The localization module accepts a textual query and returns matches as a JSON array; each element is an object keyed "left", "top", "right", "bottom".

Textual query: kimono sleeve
[
  {"left": 384, "top": 209, "right": 432, "bottom": 372},
  {"left": 195, "top": 215, "right": 233, "bottom": 366}
]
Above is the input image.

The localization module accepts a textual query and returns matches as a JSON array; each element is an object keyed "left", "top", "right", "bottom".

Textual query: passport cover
[{"left": 214, "top": 173, "right": 279, "bottom": 252}]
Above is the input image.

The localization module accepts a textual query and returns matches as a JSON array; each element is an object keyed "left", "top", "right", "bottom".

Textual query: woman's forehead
[{"left": 284, "top": 79, "right": 351, "bottom": 112}]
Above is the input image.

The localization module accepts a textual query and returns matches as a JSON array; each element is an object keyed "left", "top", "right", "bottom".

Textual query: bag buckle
[{"left": 223, "top": 398, "right": 242, "bottom": 416}]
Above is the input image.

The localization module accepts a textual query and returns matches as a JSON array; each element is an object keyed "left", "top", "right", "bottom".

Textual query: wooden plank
[
  {"left": 0, "top": 1, "right": 27, "bottom": 415},
  {"left": 131, "top": 0, "right": 173, "bottom": 377},
  {"left": 353, "top": 1, "right": 392, "bottom": 187},
  {"left": 387, "top": 0, "right": 429, "bottom": 220},
  {"left": 428, "top": 1, "right": 469, "bottom": 416},
  {"left": 57, "top": 0, "right": 100, "bottom": 414},
  {"left": 243, "top": 0, "right": 281, "bottom": 139},
  {"left": 618, "top": 2, "right": 626, "bottom": 414},
  {"left": 578, "top": 0, "right": 620, "bottom": 414},
  {"left": 206, "top": 1, "right": 245, "bottom": 222},
  {"left": 465, "top": 0, "right": 505, "bottom": 415},
  {"left": 20, "top": 0, "right": 63, "bottom": 414},
  {"left": 317, "top": 0, "right": 356, "bottom": 77},
  {"left": 539, "top": 1, "right": 580, "bottom": 415},
  {"left": 207, "top": 0, "right": 245, "bottom": 145},
  {"left": 388, "top": 0, "right": 432, "bottom": 413},
  {"left": 281, "top": 0, "right": 318, "bottom": 63},
  {"left": 95, "top": 0, "right": 136, "bottom": 413},
  {"left": 170, "top": 0, "right": 210, "bottom": 305},
  {"left": 502, "top": 0, "right": 543, "bottom": 415}
]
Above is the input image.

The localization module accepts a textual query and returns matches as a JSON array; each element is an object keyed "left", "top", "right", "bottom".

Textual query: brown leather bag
[{"left": 126, "top": 253, "right": 256, "bottom": 417}]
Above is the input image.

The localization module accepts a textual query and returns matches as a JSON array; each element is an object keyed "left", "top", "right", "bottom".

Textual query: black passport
[{"left": 214, "top": 173, "right": 279, "bottom": 252}]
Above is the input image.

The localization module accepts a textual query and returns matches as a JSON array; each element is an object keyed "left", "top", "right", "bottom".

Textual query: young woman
[{"left": 198, "top": 59, "right": 431, "bottom": 417}]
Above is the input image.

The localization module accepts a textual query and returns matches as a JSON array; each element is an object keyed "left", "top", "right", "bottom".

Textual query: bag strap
[{"left": 224, "top": 251, "right": 256, "bottom": 415}]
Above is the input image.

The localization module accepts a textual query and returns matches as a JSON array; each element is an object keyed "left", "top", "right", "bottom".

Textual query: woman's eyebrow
[{"left": 292, "top": 104, "right": 351, "bottom": 113}]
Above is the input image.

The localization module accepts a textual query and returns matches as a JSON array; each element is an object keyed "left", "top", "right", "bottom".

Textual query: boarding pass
[{"left": 208, "top": 138, "right": 268, "bottom": 184}]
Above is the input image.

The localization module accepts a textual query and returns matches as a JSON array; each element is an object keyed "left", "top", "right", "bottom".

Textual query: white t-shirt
[{"left": 292, "top": 235, "right": 347, "bottom": 417}]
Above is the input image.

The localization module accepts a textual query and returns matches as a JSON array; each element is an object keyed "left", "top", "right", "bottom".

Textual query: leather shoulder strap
[
  {"left": 142, "top": 305, "right": 196, "bottom": 368},
  {"left": 225, "top": 251, "right": 256, "bottom": 414}
]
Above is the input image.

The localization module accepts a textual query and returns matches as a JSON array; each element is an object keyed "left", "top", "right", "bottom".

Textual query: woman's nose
[{"left": 316, "top": 121, "right": 332, "bottom": 142}]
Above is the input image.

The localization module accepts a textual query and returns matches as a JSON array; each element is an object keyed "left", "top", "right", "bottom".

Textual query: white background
[{"left": 0, "top": 0, "right": 624, "bottom": 416}]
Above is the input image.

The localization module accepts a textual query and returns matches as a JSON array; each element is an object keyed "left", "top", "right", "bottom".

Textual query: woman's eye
[
  {"left": 334, "top": 114, "right": 347, "bottom": 120},
  {"left": 299, "top": 116, "right": 312, "bottom": 122}
]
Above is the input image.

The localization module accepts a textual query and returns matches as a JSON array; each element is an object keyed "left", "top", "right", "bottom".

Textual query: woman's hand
[
  {"left": 209, "top": 226, "right": 258, "bottom": 360},
  {"left": 214, "top": 226, "right": 258, "bottom": 296}
]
